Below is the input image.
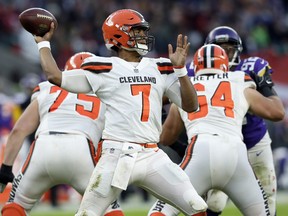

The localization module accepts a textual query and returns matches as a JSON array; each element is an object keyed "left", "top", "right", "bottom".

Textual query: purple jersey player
[{"left": 236, "top": 57, "right": 272, "bottom": 149}]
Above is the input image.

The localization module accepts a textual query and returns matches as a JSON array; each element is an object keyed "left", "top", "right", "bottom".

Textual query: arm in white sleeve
[
  {"left": 164, "top": 81, "right": 182, "bottom": 108},
  {"left": 61, "top": 69, "right": 93, "bottom": 93}
]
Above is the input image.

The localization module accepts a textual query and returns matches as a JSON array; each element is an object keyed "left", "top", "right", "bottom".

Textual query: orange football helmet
[
  {"left": 193, "top": 44, "right": 229, "bottom": 76},
  {"left": 102, "top": 9, "right": 154, "bottom": 55},
  {"left": 64, "top": 52, "right": 95, "bottom": 70}
]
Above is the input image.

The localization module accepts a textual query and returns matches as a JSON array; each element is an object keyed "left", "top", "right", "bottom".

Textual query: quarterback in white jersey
[
  {"left": 78, "top": 55, "right": 182, "bottom": 143},
  {"left": 0, "top": 52, "right": 124, "bottom": 216},
  {"left": 34, "top": 9, "right": 208, "bottom": 216},
  {"left": 148, "top": 44, "right": 285, "bottom": 216}
]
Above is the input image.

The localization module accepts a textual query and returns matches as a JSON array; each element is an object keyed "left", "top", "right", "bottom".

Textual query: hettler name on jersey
[
  {"left": 192, "top": 73, "right": 229, "bottom": 81},
  {"left": 119, "top": 76, "right": 156, "bottom": 84}
]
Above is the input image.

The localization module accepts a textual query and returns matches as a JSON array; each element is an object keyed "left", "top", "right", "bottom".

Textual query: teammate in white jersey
[
  {"left": 201, "top": 26, "right": 280, "bottom": 216},
  {"left": 148, "top": 44, "right": 285, "bottom": 216},
  {"left": 0, "top": 52, "right": 124, "bottom": 216},
  {"left": 33, "top": 8, "right": 208, "bottom": 216}
]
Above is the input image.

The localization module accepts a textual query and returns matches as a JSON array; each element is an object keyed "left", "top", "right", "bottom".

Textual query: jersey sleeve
[
  {"left": 156, "top": 57, "right": 178, "bottom": 89},
  {"left": 31, "top": 84, "right": 40, "bottom": 101},
  {"left": 80, "top": 56, "right": 113, "bottom": 94},
  {"left": 156, "top": 57, "right": 184, "bottom": 108},
  {"left": 61, "top": 69, "right": 93, "bottom": 93},
  {"left": 241, "top": 57, "right": 273, "bottom": 77},
  {"left": 253, "top": 57, "right": 273, "bottom": 76},
  {"left": 243, "top": 73, "right": 256, "bottom": 89},
  {"left": 165, "top": 80, "right": 182, "bottom": 108},
  {"left": 30, "top": 81, "right": 49, "bottom": 101}
]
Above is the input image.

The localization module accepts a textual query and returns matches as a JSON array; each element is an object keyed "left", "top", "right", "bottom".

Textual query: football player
[
  {"left": 187, "top": 26, "right": 280, "bottom": 216},
  {"left": 0, "top": 52, "right": 124, "bottom": 216},
  {"left": 148, "top": 44, "right": 285, "bottom": 216},
  {"left": 33, "top": 8, "right": 208, "bottom": 216}
]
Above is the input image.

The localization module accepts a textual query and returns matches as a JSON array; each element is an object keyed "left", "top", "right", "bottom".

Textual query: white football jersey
[
  {"left": 33, "top": 81, "right": 105, "bottom": 144},
  {"left": 65, "top": 56, "right": 182, "bottom": 143},
  {"left": 178, "top": 71, "right": 256, "bottom": 141}
]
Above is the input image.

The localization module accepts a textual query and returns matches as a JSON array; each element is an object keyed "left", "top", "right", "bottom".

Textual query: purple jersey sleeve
[
  {"left": 236, "top": 57, "right": 273, "bottom": 77},
  {"left": 235, "top": 57, "right": 272, "bottom": 149}
]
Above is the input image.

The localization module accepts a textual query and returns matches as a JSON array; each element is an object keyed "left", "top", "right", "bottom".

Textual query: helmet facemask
[
  {"left": 219, "top": 43, "right": 242, "bottom": 69},
  {"left": 123, "top": 25, "right": 154, "bottom": 56}
]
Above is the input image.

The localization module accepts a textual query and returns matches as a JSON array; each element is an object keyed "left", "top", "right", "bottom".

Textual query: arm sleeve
[
  {"left": 164, "top": 80, "right": 182, "bottom": 108},
  {"left": 61, "top": 69, "right": 93, "bottom": 93},
  {"left": 31, "top": 91, "right": 39, "bottom": 101}
]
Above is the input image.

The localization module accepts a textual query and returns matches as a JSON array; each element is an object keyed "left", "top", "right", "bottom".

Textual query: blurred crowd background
[
  {"left": 0, "top": 0, "right": 288, "bottom": 208},
  {"left": 1, "top": 0, "right": 288, "bottom": 69}
]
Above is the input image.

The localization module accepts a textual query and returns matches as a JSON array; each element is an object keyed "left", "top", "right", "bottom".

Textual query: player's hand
[
  {"left": 0, "top": 164, "right": 14, "bottom": 192},
  {"left": 252, "top": 66, "right": 276, "bottom": 97},
  {"left": 168, "top": 34, "right": 190, "bottom": 67},
  {"left": 253, "top": 66, "right": 274, "bottom": 90},
  {"left": 34, "top": 22, "right": 56, "bottom": 43}
]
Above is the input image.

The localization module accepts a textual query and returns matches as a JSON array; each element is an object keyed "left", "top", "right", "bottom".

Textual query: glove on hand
[
  {"left": 0, "top": 164, "right": 14, "bottom": 185},
  {"left": 251, "top": 67, "right": 276, "bottom": 97}
]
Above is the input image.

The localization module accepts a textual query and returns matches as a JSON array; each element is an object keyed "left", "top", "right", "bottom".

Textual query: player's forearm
[
  {"left": 266, "top": 96, "right": 285, "bottom": 121},
  {"left": 249, "top": 93, "right": 285, "bottom": 122},
  {"left": 160, "top": 129, "right": 181, "bottom": 146},
  {"left": 39, "top": 46, "right": 62, "bottom": 86},
  {"left": 160, "top": 104, "right": 185, "bottom": 146},
  {"left": 179, "top": 75, "right": 198, "bottom": 113},
  {"left": 3, "top": 130, "right": 27, "bottom": 165},
  {"left": 3, "top": 100, "right": 40, "bottom": 165}
]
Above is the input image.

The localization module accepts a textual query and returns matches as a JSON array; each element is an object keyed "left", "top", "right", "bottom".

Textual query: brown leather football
[{"left": 19, "top": 7, "right": 58, "bottom": 36}]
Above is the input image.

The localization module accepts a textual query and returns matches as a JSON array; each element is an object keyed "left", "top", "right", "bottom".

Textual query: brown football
[{"left": 19, "top": 7, "right": 58, "bottom": 36}]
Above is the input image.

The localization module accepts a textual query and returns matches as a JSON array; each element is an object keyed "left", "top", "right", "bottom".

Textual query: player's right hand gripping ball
[{"left": 19, "top": 7, "right": 58, "bottom": 36}]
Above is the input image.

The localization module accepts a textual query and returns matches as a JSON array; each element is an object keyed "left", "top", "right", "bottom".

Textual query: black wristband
[
  {"left": 0, "top": 164, "right": 13, "bottom": 172},
  {"left": 259, "top": 86, "right": 277, "bottom": 97}
]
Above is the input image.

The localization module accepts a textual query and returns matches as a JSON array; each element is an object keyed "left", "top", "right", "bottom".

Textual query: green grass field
[{"left": 30, "top": 202, "right": 288, "bottom": 216}]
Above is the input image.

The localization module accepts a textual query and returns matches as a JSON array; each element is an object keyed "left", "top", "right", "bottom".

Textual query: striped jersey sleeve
[
  {"left": 156, "top": 62, "right": 174, "bottom": 75},
  {"left": 81, "top": 62, "right": 112, "bottom": 73},
  {"left": 81, "top": 56, "right": 112, "bottom": 73}
]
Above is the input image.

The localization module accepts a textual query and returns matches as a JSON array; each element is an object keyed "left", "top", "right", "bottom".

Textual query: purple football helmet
[{"left": 205, "top": 26, "right": 243, "bottom": 68}]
